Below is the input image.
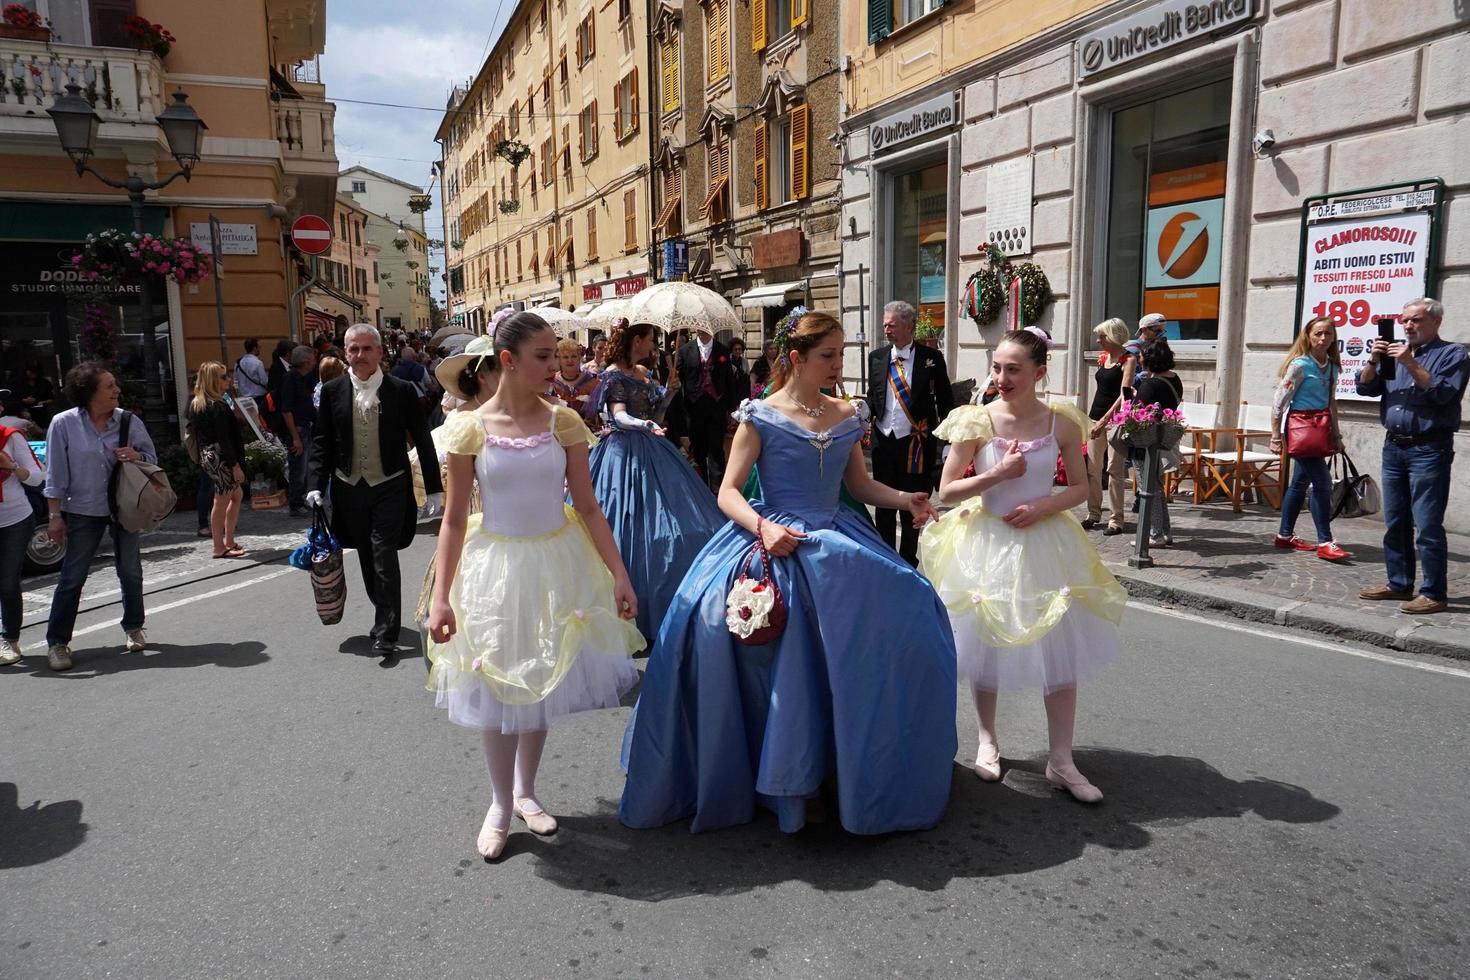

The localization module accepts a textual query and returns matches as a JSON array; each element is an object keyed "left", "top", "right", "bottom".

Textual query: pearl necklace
[{"left": 790, "top": 392, "right": 826, "bottom": 418}]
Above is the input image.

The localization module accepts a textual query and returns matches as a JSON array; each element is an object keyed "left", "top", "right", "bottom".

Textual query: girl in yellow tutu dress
[
  {"left": 920, "top": 327, "right": 1127, "bottom": 803},
  {"left": 425, "top": 312, "right": 643, "bottom": 860}
]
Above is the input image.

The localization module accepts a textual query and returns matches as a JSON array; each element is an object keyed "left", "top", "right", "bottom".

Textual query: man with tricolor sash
[{"left": 866, "top": 300, "right": 954, "bottom": 566}]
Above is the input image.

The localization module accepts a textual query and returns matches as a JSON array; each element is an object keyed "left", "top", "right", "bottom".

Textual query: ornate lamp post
[{"left": 48, "top": 84, "right": 208, "bottom": 436}]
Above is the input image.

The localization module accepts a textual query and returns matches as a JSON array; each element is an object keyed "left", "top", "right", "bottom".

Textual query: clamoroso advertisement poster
[{"left": 1299, "top": 210, "right": 1431, "bottom": 401}]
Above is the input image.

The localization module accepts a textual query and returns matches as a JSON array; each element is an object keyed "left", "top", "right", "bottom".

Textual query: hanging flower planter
[
  {"left": 124, "top": 16, "right": 176, "bottom": 57},
  {"left": 495, "top": 138, "right": 531, "bottom": 168},
  {"left": 408, "top": 194, "right": 432, "bottom": 214},
  {"left": 70, "top": 229, "right": 213, "bottom": 293},
  {"left": 498, "top": 199, "right": 520, "bottom": 215}
]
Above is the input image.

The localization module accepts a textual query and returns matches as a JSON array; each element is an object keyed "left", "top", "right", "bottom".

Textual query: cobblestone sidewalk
[{"left": 1090, "top": 499, "right": 1470, "bottom": 660}]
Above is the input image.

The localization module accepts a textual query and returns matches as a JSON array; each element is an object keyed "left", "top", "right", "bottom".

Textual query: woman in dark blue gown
[
  {"left": 620, "top": 312, "right": 958, "bottom": 835},
  {"left": 588, "top": 320, "right": 724, "bottom": 645}
]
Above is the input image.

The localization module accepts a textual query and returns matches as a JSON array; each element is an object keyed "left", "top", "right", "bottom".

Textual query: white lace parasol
[
  {"left": 526, "top": 306, "right": 588, "bottom": 330},
  {"left": 622, "top": 281, "right": 740, "bottom": 337},
  {"left": 582, "top": 297, "right": 631, "bottom": 328}
]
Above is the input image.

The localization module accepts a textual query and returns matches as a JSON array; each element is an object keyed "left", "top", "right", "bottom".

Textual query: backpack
[
  {"left": 183, "top": 411, "right": 201, "bottom": 462},
  {"left": 108, "top": 412, "right": 178, "bottom": 533}
]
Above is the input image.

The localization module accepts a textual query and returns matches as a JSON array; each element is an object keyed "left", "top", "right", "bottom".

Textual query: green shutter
[{"left": 868, "top": 0, "right": 891, "bottom": 43}]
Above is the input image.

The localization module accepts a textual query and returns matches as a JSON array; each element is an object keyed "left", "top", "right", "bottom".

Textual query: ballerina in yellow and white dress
[
  {"left": 920, "top": 327, "right": 1127, "bottom": 803},
  {"left": 426, "top": 312, "right": 642, "bottom": 860}
]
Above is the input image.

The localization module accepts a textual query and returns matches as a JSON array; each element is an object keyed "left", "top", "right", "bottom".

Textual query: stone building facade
[{"left": 841, "top": 0, "right": 1469, "bottom": 528}]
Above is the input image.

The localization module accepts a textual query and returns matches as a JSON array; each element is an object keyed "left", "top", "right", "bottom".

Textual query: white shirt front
[
  {"left": 880, "top": 344, "right": 917, "bottom": 438},
  {"left": 697, "top": 337, "right": 714, "bottom": 362}
]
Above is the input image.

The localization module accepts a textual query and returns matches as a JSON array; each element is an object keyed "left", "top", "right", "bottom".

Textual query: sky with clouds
[{"left": 319, "top": 0, "right": 512, "bottom": 301}]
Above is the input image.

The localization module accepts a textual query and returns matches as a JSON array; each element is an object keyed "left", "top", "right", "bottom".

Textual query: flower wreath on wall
[
  {"left": 70, "top": 230, "right": 212, "bottom": 293},
  {"left": 960, "top": 243, "right": 1053, "bottom": 329}
]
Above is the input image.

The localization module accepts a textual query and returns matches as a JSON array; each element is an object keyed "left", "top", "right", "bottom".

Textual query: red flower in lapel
[{"left": 718, "top": 356, "right": 727, "bottom": 364}]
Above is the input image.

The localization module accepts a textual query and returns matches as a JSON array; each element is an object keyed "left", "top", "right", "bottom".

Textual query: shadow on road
[
  {"left": 12, "top": 641, "right": 269, "bottom": 678},
  {"left": 0, "top": 783, "right": 88, "bottom": 868},
  {"left": 526, "top": 748, "right": 1340, "bottom": 900},
  {"left": 339, "top": 628, "right": 423, "bottom": 668}
]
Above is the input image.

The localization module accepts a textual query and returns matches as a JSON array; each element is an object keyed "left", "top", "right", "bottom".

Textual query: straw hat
[{"left": 434, "top": 335, "right": 497, "bottom": 400}]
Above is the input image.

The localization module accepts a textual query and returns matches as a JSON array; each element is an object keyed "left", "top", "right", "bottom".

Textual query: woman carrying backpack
[{"left": 189, "top": 362, "right": 247, "bottom": 559}]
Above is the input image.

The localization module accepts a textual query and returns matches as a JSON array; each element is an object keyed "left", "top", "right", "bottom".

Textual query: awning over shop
[
  {"left": 739, "top": 281, "right": 803, "bottom": 308},
  {"left": 0, "top": 201, "right": 167, "bottom": 242}
]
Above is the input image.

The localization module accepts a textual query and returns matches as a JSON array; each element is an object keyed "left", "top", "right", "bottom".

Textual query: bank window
[
  {"left": 1104, "top": 78, "right": 1231, "bottom": 343},
  {"left": 890, "top": 159, "right": 948, "bottom": 328}
]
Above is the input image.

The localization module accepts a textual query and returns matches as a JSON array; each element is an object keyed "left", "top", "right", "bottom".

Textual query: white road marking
[
  {"left": 27, "top": 568, "right": 296, "bottom": 640},
  {"left": 1128, "top": 601, "right": 1470, "bottom": 680}
]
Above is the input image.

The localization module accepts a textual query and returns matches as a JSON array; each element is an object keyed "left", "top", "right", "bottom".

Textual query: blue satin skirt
[
  {"left": 588, "top": 428, "right": 724, "bottom": 645},
  {"left": 619, "top": 504, "right": 958, "bottom": 835}
]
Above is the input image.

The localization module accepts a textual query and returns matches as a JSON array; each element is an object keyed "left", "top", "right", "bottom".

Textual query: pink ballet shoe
[
  {"left": 477, "top": 810, "right": 510, "bottom": 859},
  {"left": 513, "top": 800, "right": 559, "bottom": 836},
  {"left": 1045, "top": 763, "right": 1103, "bottom": 804},
  {"left": 974, "top": 743, "right": 1002, "bottom": 782}
]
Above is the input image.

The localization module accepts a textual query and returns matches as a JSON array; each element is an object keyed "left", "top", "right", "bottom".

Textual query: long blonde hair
[
  {"left": 1279, "top": 316, "right": 1340, "bottom": 376},
  {"left": 770, "top": 312, "right": 842, "bottom": 393},
  {"left": 190, "top": 361, "right": 229, "bottom": 414}
]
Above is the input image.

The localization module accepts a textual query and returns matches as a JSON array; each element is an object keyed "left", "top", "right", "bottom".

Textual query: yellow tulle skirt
[
  {"left": 920, "top": 507, "right": 1127, "bottom": 692},
  {"left": 426, "top": 505, "right": 643, "bottom": 732}
]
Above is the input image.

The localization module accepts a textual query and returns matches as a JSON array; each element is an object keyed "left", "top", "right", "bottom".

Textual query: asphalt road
[{"left": 2, "top": 531, "right": 1467, "bottom": 980}]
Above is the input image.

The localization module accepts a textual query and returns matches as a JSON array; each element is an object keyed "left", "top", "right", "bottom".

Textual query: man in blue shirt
[
  {"left": 42, "top": 363, "right": 157, "bottom": 670},
  {"left": 1355, "top": 297, "right": 1468, "bottom": 615}
]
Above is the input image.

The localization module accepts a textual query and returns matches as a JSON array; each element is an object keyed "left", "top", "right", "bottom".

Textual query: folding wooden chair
[
  {"left": 1165, "top": 401, "right": 1222, "bottom": 502},
  {"left": 1233, "top": 402, "right": 1287, "bottom": 509}
]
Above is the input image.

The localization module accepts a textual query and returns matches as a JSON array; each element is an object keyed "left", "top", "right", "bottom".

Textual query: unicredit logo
[
  {"left": 1081, "top": 39, "right": 1104, "bottom": 72},
  {"left": 1157, "top": 211, "right": 1209, "bottom": 279}
]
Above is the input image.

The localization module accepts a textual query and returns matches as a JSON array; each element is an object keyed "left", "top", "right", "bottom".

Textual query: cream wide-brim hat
[{"left": 434, "top": 335, "right": 497, "bottom": 400}]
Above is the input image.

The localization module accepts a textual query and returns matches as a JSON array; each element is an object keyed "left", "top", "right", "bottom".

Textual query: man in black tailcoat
[
  {"left": 675, "top": 325, "right": 737, "bottom": 491},
  {"left": 307, "top": 323, "right": 441, "bottom": 657},
  {"left": 866, "top": 300, "right": 954, "bottom": 566}
]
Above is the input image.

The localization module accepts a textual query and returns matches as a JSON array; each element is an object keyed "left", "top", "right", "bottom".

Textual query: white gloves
[
  {"left": 423, "top": 492, "right": 444, "bottom": 517},
  {"left": 305, "top": 490, "right": 324, "bottom": 508}
]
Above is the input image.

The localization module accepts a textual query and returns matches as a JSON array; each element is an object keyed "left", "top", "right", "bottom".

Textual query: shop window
[
  {"left": 1104, "top": 78, "right": 1231, "bottom": 343},
  {"left": 890, "top": 159, "right": 948, "bottom": 324}
]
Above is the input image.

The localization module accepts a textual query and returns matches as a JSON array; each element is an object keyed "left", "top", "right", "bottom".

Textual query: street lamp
[{"left": 48, "top": 84, "right": 208, "bottom": 437}]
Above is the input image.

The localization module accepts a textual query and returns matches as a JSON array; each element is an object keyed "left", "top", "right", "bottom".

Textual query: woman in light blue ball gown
[{"left": 620, "top": 311, "right": 958, "bottom": 835}]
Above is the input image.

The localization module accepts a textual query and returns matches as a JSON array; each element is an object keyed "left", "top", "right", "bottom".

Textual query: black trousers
[
  {"left": 686, "top": 395, "right": 727, "bottom": 491},
  {"left": 871, "top": 430, "right": 933, "bottom": 567},
  {"left": 334, "top": 474, "right": 409, "bottom": 642}
]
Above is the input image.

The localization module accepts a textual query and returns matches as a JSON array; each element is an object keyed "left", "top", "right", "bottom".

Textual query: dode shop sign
[
  {"left": 1079, "top": 0, "right": 1258, "bottom": 77},
  {"left": 869, "top": 94, "right": 957, "bottom": 155},
  {"left": 1299, "top": 202, "right": 1433, "bottom": 402}
]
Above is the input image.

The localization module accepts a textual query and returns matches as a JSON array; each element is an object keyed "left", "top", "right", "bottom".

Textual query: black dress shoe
[{"left": 372, "top": 638, "right": 397, "bottom": 656}]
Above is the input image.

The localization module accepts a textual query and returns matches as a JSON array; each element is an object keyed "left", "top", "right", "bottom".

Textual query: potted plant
[
  {"left": 914, "top": 307, "right": 943, "bottom": 347},
  {"left": 243, "top": 437, "right": 289, "bottom": 509},
  {"left": 123, "top": 16, "right": 176, "bottom": 57},
  {"left": 1111, "top": 401, "right": 1185, "bottom": 450},
  {"left": 0, "top": 4, "right": 50, "bottom": 41}
]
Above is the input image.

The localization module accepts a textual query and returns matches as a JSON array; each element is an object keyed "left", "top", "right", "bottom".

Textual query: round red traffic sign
[{"left": 290, "top": 214, "right": 333, "bottom": 255}]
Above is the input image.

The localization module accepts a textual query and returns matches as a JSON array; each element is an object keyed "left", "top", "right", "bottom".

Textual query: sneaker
[
  {"left": 1274, "top": 535, "right": 1316, "bottom": 552},
  {"left": 1316, "top": 542, "right": 1350, "bottom": 562},
  {"left": 1148, "top": 533, "right": 1171, "bottom": 548},
  {"left": 0, "top": 639, "right": 21, "bottom": 666},
  {"left": 47, "top": 644, "right": 72, "bottom": 671},
  {"left": 124, "top": 628, "right": 147, "bottom": 653}
]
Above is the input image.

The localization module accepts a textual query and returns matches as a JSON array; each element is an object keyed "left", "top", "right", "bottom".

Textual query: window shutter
[
  {"left": 630, "top": 68, "right": 640, "bottom": 132},
  {"left": 587, "top": 207, "right": 597, "bottom": 258},
  {"left": 790, "top": 104, "right": 810, "bottom": 199},
  {"left": 590, "top": 99, "right": 598, "bottom": 156},
  {"left": 661, "top": 37, "right": 680, "bottom": 113},
  {"left": 868, "top": 0, "right": 892, "bottom": 43},
  {"left": 613, "top": 79, "right": 624, "bottom": 139},
  {"left": 792, "top": 0, "right": 808, "bottom": 29},
  {"left": 753, "top": 121, "right": 769, "bottom": 211},
  {"left": 709, "top": 0, "right": 730, "bottom": 84},
  {"left": 624, "top": 188, "right": 637, "bottom": 249},
  {"left": 752, "top": 0, "right": 767, "bottom": 52}
]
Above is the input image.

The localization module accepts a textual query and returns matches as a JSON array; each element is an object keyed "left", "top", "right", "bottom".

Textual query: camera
[{"left": 1252, "top": 128, "right": 1276, "bottom": 155}]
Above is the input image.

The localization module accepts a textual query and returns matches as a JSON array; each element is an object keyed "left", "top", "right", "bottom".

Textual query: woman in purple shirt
[{"left": 42, "top": 363, "right": 156, "bottom": 671}]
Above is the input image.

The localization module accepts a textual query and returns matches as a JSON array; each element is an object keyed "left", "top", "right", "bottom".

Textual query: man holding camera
[{"left": 1355, "top": 298, "right": 1468, "bottom": 615}]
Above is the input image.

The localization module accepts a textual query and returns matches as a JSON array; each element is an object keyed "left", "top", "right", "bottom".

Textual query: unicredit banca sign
[
  {"left": 870, "top": 94, "right": 957, "bottom": 155},
  {"left": 1078, "top": 0, "right": 1258, "bottom": 77}
]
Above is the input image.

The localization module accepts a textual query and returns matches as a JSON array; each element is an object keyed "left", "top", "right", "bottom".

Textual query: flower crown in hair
[{"left": 772, "top": 305, "right": 810, "bottom": 366}]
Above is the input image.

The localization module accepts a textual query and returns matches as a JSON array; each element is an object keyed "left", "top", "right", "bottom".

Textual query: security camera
[{"left": 1252, "top": 128, "right": 1276, "bottom": 155}]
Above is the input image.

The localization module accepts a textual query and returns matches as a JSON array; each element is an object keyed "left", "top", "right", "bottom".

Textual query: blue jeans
[
  {"left": 0, "top": 515, "right": 33, "bottom": 641},
  {"left": 287, "top": 422, "right": 313, "bottom": 510},
  {"left": 1380, "top": 438, "right": 1454, "bottom": 601},
  {"left": 45, "top": 513, "right": 145, "bottom": 646},
  {"left": 196, "top": 468, "right": 215, "bottom": 529},
  {"left": 1279, "top": 455, "right": 1333, "bottom": 543}
]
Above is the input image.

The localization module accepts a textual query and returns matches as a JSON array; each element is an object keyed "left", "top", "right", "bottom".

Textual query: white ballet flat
[
  {"left": 974, "top": 744, "right": 1002, "bottom": 782},
  {"left": 513, "top": 801, "right": 558, "bottom": 836}
]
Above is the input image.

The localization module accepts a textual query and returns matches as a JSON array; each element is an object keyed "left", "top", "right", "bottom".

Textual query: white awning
[
  {"left": 739, "top": 281, "right": 804, "bottom": 308},
  {"left": 576, "top": 299, "right": 602, "bottom": 313}
]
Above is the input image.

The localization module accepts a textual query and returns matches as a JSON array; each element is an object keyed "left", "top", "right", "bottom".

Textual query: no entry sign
[{"left": 291, "top": 214, "right": 333, "bottom": 255}]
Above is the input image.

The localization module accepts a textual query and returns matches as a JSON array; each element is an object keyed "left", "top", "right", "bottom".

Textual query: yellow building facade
[
  {"left": 0, "top": 0, "right": 336, "bottom": 438},
  {"left": 438, "top": 0, "right": 653, "bottom": 335}
]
